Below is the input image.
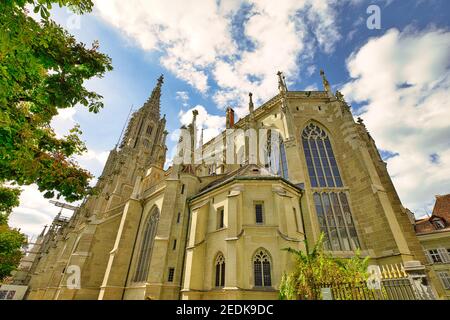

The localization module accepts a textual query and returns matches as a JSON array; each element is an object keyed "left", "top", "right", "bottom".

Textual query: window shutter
[
  {"left": 438, "top": 272, "right": 450, "bottom": 290},
  {"left": 423, "top": 250, "right": 433, "bottom": 264}
]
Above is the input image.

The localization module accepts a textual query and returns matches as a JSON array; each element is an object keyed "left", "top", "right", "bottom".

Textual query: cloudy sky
[{"left": 9, "top": 0, "right": 450, "bottom": 239}]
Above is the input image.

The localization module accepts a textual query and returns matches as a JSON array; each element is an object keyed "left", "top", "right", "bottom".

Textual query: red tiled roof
[
  {"left": 432, "top": 194, "right": 450, "bottom": 221},
  {"left": 415, "top": 194, "right": 450, "bottom": 234}
]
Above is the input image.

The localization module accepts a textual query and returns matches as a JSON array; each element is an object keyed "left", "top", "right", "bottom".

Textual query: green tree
[
  {"left": 0, "top": 224, "right": 27, "bottom": 282},
  {"left": 279, "top": 234, "right": 370, "bottom": 300},
  {"left": 0, "top": 0, "right": 112, "bottom": 213},
  {"left": 0, "top": 0, "right": 112, "bottom": 280}
]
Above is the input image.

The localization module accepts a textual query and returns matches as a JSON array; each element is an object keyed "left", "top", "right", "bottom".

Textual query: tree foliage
[
  {"left": 0, "top": 0, "right": 112, "bottom": 280},
  {"left": 0, "top": 0, "right": 112, "bottom": 214},
  {"left": 279, "top": 233, "right": 370, "bottom": 300},
  {"left": 0, "top": 225, "right": 27, "bottom": 281}
]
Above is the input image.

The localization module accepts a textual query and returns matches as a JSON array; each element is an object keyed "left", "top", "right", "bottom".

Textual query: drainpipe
[{"left": 298, "top": 191, "right": 307, "bottom": 247}]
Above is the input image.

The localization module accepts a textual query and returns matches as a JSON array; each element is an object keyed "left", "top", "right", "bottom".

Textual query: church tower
[
  {"left": 25, "top": 76, "right": 169, "bottom": 300},
  {"left": 90, "top": 75, "right": 168, "bottom": 215}
]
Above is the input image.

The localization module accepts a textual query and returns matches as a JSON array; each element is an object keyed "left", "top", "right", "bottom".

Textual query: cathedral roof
[{"left": 190, "top": 164, "right": 302, "bottom": 202}]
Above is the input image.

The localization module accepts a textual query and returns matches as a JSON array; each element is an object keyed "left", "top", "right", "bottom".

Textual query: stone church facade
[{"left": 23, "top": 71, "right": 432, "bottom": 300}]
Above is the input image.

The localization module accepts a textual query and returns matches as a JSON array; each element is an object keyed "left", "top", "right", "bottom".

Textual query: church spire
[{"left": 142, "top": 74, "right": 164, "bottom": 116}]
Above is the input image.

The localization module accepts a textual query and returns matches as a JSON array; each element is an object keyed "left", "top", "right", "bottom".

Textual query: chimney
[{"left": 226, "top": 107, "right": 235, "bottom": 129}]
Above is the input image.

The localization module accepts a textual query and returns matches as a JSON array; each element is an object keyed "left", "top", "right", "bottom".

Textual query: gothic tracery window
[
  {"left": 302, "top": 123, "right": 342, "bottom": 188},
  {"left": 134, "top": 208, "right": 159, "bottom": 282},
  {"left": 215, "top": 254, "right": 225, "bottom": 287},
  {"left": 302, "top": 123, "right": 360, "bottom": 251},
  {"left": 253, "top": 249, "right": 272, "bottom": 287}
]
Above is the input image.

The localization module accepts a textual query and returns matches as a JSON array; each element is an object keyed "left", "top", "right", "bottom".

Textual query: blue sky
[{"left": 10, "top": 0, "right": 450, "bottom": 238}]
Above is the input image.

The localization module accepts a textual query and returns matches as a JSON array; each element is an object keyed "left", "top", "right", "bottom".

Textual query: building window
[
  {"left": 253, "top": 249, "right": 272, "bottom": 287},
  {"left": 426, "top": 248, "right": 450, "bottom": 264},
  {"left": 265, "top": 130, "right": 289, "bottom": 180},
  {"left": 168, "top": 268, "right": 175, "bottom": 282},
  {"left": 432, "top": 218, "right": 446, "bottom": 230},
  {"left": 146, "top": 125, "right": 153, "bottom": 136},
  {"left": 217, "top": 207, "right": 225, "bottom": 229},
  {"left": 279, "top": 139, "right": 289, "bottom": 180},
  {"left": 181, "top": 184, "right": 185, "bottom": 194},
  {"left": 313, "top": 192, "right": 360, "bottom": 251},
  {"left": 215, "top": 254, "right": 225, "bottom": 287},
  {"left": 177, "top": 212, "right": 181, "bottom": 224},
  {"left": 302, "top": 123, "right": 360, "bottom": 252},
  {"left": 255, "top": 202, "right": 264, "bottom": 224},
  {"left": 428, "top": 249, "right": 443, "bottom": 263},
  {"left": 302, "top": 123, "right": 343, "bottom": 188},
  {"left": 134, "top": 208, "right": 159, "bottom": 282},
  {"left": 172, "top": 239, "right": 177, "bottom": 250},
  {"left": 438, "top": 272, "right": 450, "bottom": 289}
]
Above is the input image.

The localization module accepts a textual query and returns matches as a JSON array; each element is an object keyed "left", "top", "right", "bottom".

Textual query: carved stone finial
[
  {"left": 157, "top": 74, "right": 164, "bottom": 86},
  {"left": 335, "top": 90, "right": 345, "bottom": 101},
  {"left": 192, "top": 109, "right": 199, "bottom": 120},
  {"left": 277, "top": 71, "right": 287, "bottom": 93},
  {"left": 249, "top": 92, "right": 254, "bottom": 113},
  {"left": 320, "top": 69, "right": 331, "bottom": 93},
  {"left": 357, "top": 117, "right": 364, "bottom": 125}
]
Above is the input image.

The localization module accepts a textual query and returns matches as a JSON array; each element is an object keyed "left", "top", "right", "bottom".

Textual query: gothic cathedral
[{"left": 23, "top": 71, "right": 431, "bottom": 300}]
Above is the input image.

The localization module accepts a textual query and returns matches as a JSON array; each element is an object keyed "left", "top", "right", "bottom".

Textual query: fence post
[{"left": 403, "top": 260, "right": 436, "bottom": 300}]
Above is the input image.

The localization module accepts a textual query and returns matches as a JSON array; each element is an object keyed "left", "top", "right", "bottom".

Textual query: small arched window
[
  {"left": 215, "top": 254, "right": 225, "bottom": 287},
  {"left": 133, "top": 208, "right": 159, "bottom": 282},
  {"left": 253, "top": 249, "right": 272, "bottom": 287}
]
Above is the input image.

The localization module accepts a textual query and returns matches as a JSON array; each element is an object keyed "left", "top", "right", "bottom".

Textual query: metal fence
[{"left": 316, "top": 264, "right": 435, "bottom": 300}]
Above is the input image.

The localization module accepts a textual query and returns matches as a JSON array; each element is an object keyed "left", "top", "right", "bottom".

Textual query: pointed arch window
[
  {"left": 215, "top": 254, "right": 225, "bottom": 287},
  {"left": 303, "top": 123, "right": 360, "bottom": 251},
  {"left": 133, "top": 208, "right": 159, "bottom": 282},
  {"left": 266, "top": 129, "right": 289, "bottom": 180},
  {"left": 253, "top": 249, "right": 272, "bottom": 287},
  {"left": 302, "top": 123, "right": 342, "bottom": 188}
]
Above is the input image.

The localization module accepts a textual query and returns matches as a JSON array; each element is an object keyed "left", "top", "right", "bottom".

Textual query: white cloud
[
  {"left": 176, "top": 91, "right": 190, "bottom": 108},
  {"left": 51, "top": 107, "right": 78, "bottom": 138},
  {"left": 93, "top": 0, "right": 343, "bottom": 116},
  {"left": 341, "top": 28, "right": 450, "bottom": 217},
  {"left": 75, "top": 149, "right": 110, "bottom": 180},
  {"left": 9, "top": 185, "right": 68, "bottom": 239}
]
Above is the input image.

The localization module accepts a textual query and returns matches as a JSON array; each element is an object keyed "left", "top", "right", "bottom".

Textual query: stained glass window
[{"left": 302, "top": 123, "right": 360, "bottom": 251}]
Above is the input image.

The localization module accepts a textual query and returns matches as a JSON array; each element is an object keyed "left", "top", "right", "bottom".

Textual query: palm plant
[{"left": 279, "top": 233, "right": 370, "bottom": 300}]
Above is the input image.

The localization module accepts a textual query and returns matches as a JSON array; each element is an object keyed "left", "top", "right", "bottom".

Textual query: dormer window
[{"left": 432, "top": 218, "right": 446, "bottom": 230}]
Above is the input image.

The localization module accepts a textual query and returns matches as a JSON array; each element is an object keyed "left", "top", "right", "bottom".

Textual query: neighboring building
[
  {"left": 415, "top": 194, "right": 450, "bottom": 299},
  {"left": 19, "top": 71, "right": 436, "bottom": 300}
]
